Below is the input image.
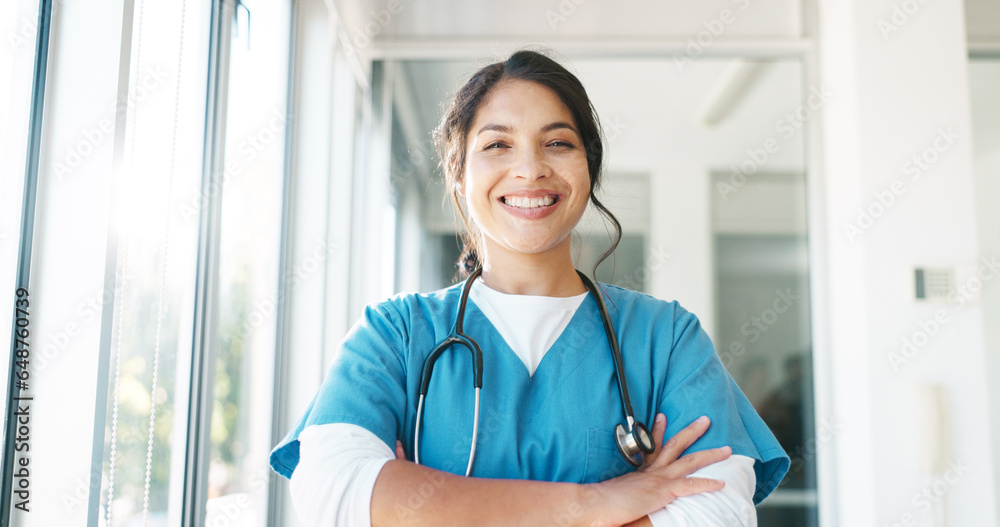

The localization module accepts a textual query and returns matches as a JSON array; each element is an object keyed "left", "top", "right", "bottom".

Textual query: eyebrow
[
  {"left": 475, "top": 123, "right": 513, "bottom": 135},
  {"left": 475, "top": 121, "right": 579, "bottom": 136},
  {"left": 541, "top": 121, "right": 578, "bottom": 134}
]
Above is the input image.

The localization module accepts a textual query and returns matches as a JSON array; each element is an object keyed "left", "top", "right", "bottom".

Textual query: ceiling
[
  {"left": 332, "top": 0, "right": 805, "bottom": 41},
  {"left": 329, "top": 0, "right": 1000, "bottom": 48}
]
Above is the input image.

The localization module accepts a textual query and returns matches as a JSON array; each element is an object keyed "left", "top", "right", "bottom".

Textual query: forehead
[{"left": 472, "top": 79, "right": 576, "bottom": 128}]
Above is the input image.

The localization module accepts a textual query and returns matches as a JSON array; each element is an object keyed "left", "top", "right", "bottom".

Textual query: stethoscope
[{"left": 413, "top": 268, "right": 655, "bottom": 476}]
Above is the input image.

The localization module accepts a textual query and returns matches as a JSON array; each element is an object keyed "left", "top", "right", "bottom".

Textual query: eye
[
  {"left": 547, "top": 140, "right": 575, "bottom": 148},
  {"left": 484, "top": 141, "right": 509, "bottom": 150}
]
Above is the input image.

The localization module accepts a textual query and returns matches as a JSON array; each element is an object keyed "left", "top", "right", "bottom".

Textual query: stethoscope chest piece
[{"left": 615, "top": 419, "right": 655, "bottom": 467}]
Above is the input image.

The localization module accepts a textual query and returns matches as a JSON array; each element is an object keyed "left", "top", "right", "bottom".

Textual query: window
[
  {"left": 1, "top": 0, "right": 343, "bottom": 525},
  {"left": 65, "top": 1, "right": 294, "bottom": 525},
  {"left": 206, "top": 1, "right": 291, "bottom": 525},
  {"left": 96, "top": 1, "right": 212, "bottom": 524}
]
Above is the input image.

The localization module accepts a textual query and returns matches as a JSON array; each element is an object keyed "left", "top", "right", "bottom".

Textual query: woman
[{"left": 270, "top": 50, "right": 789, "bottom": 526}]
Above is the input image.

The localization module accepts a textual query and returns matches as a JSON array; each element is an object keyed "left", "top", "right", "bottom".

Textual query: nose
[{"left": 512, "top": 145, "right": 550, "bottom": 181}]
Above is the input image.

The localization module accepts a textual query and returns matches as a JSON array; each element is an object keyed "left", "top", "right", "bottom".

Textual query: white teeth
[{"left": 504, "top": 195, "right": 555, "bottom": 209}]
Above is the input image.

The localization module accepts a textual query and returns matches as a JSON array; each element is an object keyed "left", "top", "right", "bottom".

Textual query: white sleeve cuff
[
  {"left": 290, "top": 423, "right": 395, "bottom": 527},
  {"left": 647, "top": 454, "right": 758, "bottom": 527}
]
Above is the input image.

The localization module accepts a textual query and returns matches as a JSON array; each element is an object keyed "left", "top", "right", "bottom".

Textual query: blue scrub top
[{"left": 270, "top": 282, "right": 790, "bottom": 505}]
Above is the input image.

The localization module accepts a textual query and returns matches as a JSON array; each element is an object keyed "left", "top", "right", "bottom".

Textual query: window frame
[{"left": 1, "top": 0, "right": 55, "bottom": 518}]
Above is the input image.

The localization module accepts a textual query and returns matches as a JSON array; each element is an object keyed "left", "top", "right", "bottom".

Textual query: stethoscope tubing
[
  {"left": 414, "top": 268, "right": 485, "bottom": 476},
  {"left": 576, "top": 270, "right": 637, "bottom": 425},
  {"left": 413, "top": 267, "right": 652, "bottom": 474},
  {"left": 414, "top": 388, "right": 481, "bottom": 477}
]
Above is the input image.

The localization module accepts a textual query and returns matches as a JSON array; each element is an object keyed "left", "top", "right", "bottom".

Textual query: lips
[{"left": 498, "top": 191, "right": 562, "bottom": 220}]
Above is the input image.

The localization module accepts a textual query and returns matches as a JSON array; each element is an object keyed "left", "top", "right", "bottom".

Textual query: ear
[{"left": 456, "top": 178, "right": 466, "bottom": 198}]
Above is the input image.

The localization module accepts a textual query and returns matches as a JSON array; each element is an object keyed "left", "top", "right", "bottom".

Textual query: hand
[
  {"left": 395, "top": 440, "right": 407, "bottom": 461},
  {"left": 582, "top": 414, "right": 732, "bottom": 527}
]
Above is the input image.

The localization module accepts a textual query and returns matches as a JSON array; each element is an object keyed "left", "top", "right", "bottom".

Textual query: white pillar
[
  {"left": 650, "top": 164, "right": 714, "bottom": 333},
  {"left": 816, "top": 0, "right": 997, "bottom": 525},
  {"left": 969, "top": 59, "right": 1000, "bottom": 525}
]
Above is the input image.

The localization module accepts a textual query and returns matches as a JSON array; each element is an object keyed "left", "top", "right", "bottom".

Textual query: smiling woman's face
[{"left": 461, "top": 79, "right": 591, "bottom": 263}]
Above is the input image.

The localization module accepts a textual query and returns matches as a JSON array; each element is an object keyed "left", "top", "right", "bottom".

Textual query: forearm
[
  {"left": 371, "top": 460, "right": 599, "bottom": 527},
  {"left": 293, "top": 423, "right": 633, "bottom": 527},
  {"left": 295, "top": 417, "right": 730, "bottom": 527}
]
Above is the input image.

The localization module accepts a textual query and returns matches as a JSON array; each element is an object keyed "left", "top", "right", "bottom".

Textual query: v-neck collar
[
  {"left": 467, "top": 281, "right": 588, "bottom": 376},
  {"left": 462, "top": 292, "right": 608, "bottom": 425}
]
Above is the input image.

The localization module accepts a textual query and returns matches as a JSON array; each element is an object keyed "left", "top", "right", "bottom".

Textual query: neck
[{"left": 477, "top": 237, "right": 586, "bottom": 297}]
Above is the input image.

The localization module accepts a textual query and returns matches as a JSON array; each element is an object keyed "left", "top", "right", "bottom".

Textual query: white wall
[
  {"left": 817, "top": 1, "right": 997, "bottom": 526},
  {"left": 969, "top": 59, "right": 1000, "bottom": 524}
]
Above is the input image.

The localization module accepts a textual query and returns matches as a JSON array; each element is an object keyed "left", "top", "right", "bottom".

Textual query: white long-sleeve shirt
[
  {"left": 292, "top": 423, "right": 757, "bottom": 526},
  {"left": 290, "top": 280, "right": 758, "bottom": 526}
]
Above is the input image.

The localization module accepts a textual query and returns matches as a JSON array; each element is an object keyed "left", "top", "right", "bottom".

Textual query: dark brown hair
[{"left": 433, "top": 49, "right": 622, "bottom": 279}]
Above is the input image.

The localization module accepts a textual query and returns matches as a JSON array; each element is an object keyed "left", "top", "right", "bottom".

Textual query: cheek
[
  {"left": 464, "top": 160, "right": 501, "bottom": 200},
  {"left": 567, "top": 160, "right": 592, "bottom": 193},
  {"left": 555, "top": 153, "right": 589, "bottom": 178},
  {"left": 459, "top": 177, "right": 489, "bottom": 221}
]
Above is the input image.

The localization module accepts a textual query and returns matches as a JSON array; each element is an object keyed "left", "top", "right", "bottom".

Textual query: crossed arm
[{"left": 291, "top": 415, "right": 755, "bottom": 526}]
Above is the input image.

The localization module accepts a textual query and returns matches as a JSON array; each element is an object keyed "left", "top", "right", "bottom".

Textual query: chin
[{"left": 502, "top": 237, "right": 568, "bottom": 256}]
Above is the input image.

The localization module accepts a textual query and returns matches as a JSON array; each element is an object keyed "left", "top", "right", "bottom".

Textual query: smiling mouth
[{"left": 500, "top": 195, "right": 558, "bottom": 209}]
